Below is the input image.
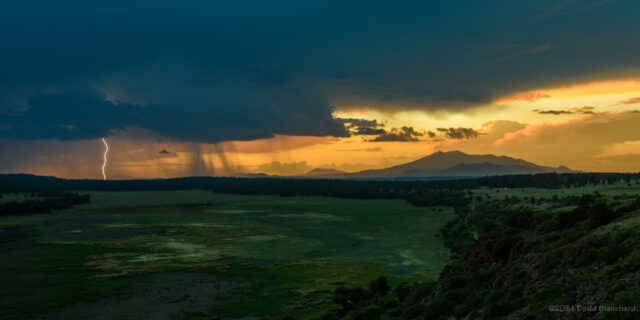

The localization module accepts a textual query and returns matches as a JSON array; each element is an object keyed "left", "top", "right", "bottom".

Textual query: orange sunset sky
[{"left": 4, "top": 77, "right": 640, "bottom": 179}]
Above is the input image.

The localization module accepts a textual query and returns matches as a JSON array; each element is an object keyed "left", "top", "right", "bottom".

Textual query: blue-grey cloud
[
  {"left": 0, "top": 90, "right": 348, "bottom": 142},
  {"left": 1, "top": 0, "right": 639, "bottom": 142}
]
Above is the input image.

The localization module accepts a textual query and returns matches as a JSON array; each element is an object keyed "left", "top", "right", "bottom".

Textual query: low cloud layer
[
  {"left": 534, "top": 106, "right": 595, "bottom": 115},
  {"left": 338, "top": 117, "right": 480, "bottom": 143},
  {"left": 617, "top": 97, "right": 640, "bottom": 105}
]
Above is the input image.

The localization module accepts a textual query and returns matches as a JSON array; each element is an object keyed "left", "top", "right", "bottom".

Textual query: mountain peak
[
  {"left": 432, "top": 150, "right": 466, "bottom": 156},
  {"left": 291, "top": 150, "right": 577, "bottom": 179},
  {"left": 302, "top": 168, "right": 346, "bottom": 177},
  {"left": 344, "top": 150, "right": 577, "bottom": 178}
]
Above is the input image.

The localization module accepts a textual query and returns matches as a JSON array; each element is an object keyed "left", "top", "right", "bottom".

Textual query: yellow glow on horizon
[
  {"left": 13, "top": 76, "right": 640, "bottom": 179},
  {"left": 495, "top": 77, "right": 640, "bottom": 105}
]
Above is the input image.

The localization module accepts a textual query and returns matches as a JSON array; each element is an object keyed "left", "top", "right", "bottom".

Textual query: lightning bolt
[{"left": 101, "top": 138, "right": 109, "bottom": 180}]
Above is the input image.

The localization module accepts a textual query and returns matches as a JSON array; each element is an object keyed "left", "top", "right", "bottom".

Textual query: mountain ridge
[
  {"left": 296, "top": 151, "right": 578, "bottom": 179},
  {"left": 301, "top": 168, "right": 347, "bottom": 177}
]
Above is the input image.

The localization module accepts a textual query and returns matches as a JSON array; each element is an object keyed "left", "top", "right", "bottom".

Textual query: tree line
[
  {"left": 1, "top": 172, "right": 638, "bottom": 211},
  {"left": 1, "top": 172, "right": 638, "bottom": 193},
  {"left": 0, "top": 191, "right": 90, "bottom": 216}
]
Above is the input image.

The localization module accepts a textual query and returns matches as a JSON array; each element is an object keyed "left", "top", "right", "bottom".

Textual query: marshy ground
[{"left": 0, "top": 191, "right": 454, "bottom": 319}]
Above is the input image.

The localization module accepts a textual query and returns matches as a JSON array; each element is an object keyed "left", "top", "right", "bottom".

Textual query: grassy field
[
  {"left": 0, "top": 191, "right": 454, "bottom": 319},
  {"left": 470, "top": 181, "right": 640, "bottom": 208}
]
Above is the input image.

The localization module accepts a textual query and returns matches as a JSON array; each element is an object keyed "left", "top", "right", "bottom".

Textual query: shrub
[
  {"left": 504, "top": 211, "right": 533, "bottom": 229},
  {"left": 348, "top": 305, "right": 382, "bottom": 320},
  {"left": 555, "top": 206, "right": 588, "bottom": 229},
  {"left": 575, "top": 247, "right": 598, "bottom": 266},
  {"left": 492, "top": 234, "right": 520, "bottom": 262},
  {"left": 485, "top": 298, "right": 520, "bottom": 318},
  {"left": 369, "top": 277, "right": 390, "bottom": 297},
  {"left": 392, "top": 281, "right": 411, "bottom": 302},
  {"left": 599, "top": 242, "right": 631, "bottom": 264},
  {"left": 587, "top": 200, "right": 619, "bottom": 229}
]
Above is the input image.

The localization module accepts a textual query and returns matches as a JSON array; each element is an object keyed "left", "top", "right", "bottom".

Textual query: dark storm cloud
[
  {"left": 336, "top": 117, "right": 386, "bottom": 136},
  {"left": 336, "top": 118, "right": 382, "bottom": 129},
  {"left": 0, "top": 92, "right": 135, "bottom": 140},
  {"left": 1, "top": 0, "right": 639, "bottom": 142},
  {"left": 370, "top": 127, "right": 423, "bottom": 142},
  {"left": 353, "top": 127, "right": 387, "bottom": 135},
  {"left": 436, "top": 127, "right": 479, "bottom": 140},
  {"left": 0, "top": 90, "right": 348, "bottom": 142}
]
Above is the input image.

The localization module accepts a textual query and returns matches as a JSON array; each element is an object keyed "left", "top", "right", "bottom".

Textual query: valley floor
[{"left": 0, "top": 191, "right": 453, "bottom": 319}]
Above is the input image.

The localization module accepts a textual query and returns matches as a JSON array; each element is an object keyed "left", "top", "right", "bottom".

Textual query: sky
[{"left": 1, "top": 0, "right": 640, "bottom": 178}]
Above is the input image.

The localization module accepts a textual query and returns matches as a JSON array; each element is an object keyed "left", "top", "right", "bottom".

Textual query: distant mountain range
[
  {"left": 295, "top": 151, "right": 577, "bottom": 179},
  {"left": 300, "top": 168, "right": 347, "bottom": 177}
]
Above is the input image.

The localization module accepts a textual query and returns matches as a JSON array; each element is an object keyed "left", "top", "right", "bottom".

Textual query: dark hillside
[{"left": 314, "top": 191, "right": 640, "bottom": 319}]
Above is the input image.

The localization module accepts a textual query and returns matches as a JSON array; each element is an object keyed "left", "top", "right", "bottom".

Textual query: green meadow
[{"left": 0, "top": 191, "right": 454, "bottom": 319}]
